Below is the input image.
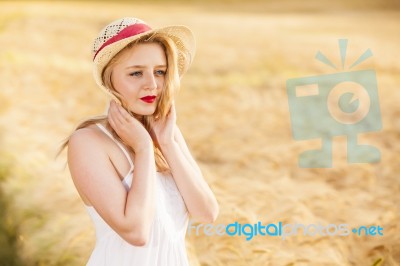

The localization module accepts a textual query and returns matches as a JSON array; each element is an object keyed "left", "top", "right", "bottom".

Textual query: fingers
[
  {"left": 169, "top": 102, "right": 175, "bottom": 113},
  {"left": 108, "top": 101, "right": 117, "bottom": 127},
  {"left": 109, "top": 100, "right": 131, "bottom": 125},
  {"left": 167, "top": 102, "right": 177, "bottom": 123},
  {"left": 115, "top": 101, "right": 127, "bottom": 118},
  {"left": 110, "top": 101, "right": 124, "bottom": 126}
]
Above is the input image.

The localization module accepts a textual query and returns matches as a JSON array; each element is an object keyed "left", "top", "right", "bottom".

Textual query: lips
[{"left": 140, "top": 95, "right": 156, "bottom": 103}]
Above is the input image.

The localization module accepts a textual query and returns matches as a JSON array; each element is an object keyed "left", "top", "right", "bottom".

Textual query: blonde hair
[{"left": 58, "top": 32, "right": 180, "bottom": 172}]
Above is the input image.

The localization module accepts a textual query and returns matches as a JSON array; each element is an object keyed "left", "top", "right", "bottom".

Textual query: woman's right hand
[{"left": 108, "top": 100, "right": 152, "bottom": 152}]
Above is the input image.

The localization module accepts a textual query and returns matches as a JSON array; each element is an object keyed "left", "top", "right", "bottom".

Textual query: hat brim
[{"left": 93, "top": 25, "right": 196, "bottom": 102}]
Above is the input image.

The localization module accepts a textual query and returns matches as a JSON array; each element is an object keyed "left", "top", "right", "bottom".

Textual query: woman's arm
[
  {"left": 68, "top": 130, "right": 156, "bottom": 246},
  {"left": 153, "top": 104, "right": 219, "bottom": 223},
  {"left": 160, "top": 134, "right": 219, "bottom": 223},
  {"left": 173, "top": 126, "right": 202, "bottom": 176},
  {"left": 68, "top": 102, "right": 157, "bottom": 246}
]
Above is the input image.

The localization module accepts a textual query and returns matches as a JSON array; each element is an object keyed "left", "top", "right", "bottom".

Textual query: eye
[
  {"left": 155, "top": 70, "right": 166, "bottom": 76},
  {"left": 129, "top": 71, "right": 142, "bottom": 77}
]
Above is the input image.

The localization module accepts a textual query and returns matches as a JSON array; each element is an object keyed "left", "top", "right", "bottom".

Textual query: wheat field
[{"left": 0, "top": 1, "right": 399, "bottom": 265}]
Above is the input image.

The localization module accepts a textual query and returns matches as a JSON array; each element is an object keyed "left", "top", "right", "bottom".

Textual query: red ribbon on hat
[{"left": 93, "top": 23, "right": 152, "bottom": 60}]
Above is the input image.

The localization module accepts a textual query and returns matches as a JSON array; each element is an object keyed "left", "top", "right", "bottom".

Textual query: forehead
[{"left": 116, "top": 42, "right": 166, "bottom": 66}]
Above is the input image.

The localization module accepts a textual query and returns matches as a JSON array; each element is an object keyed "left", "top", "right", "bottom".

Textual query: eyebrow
[{"left": 126, "top": 65, "right": 167, "bottom": 69}]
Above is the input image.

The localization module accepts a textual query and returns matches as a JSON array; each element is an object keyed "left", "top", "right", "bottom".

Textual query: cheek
[
  {"left": 157, "top": 77, "right": 166, "bottom": 90},
  {"left": 111, "top": 73, "right": 124, "bottom": 93},
  {"left": 114, "top": 76, "right": 138, "bottom": 96}
]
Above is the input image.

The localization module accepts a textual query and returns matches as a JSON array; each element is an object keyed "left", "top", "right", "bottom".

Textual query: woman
[{"left": 62, "top": 17, "right": 219, "bottom": 265}]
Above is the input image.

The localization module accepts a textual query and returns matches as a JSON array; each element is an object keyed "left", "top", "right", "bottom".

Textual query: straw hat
[{"left": 92, "top": 17, "right": 196, "bottom": 100}]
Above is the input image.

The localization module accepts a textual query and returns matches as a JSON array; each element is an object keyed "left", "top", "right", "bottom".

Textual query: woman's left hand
[{"left": 151, "top": 102, "right": 177, "bottom": 148}]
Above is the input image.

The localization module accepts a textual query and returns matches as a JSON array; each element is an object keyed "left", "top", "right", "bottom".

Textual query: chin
[
  {"left": 135, "top": 108, "right": 157, "bottom": 116},
  {"left": 142, "top": 111, "right": 156, "bottom": 116},
  {"left": 129, "top": 104, "right": 156, "bottom": 116}
]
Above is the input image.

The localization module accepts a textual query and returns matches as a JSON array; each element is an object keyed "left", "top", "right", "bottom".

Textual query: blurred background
[{"left": 0, "top": 0, "right": 399, "bottom": 265}]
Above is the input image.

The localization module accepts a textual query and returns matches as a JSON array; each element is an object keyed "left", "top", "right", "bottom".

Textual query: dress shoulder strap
[{"left": 95, "top": 123, "right": 134, "bottom": 173}]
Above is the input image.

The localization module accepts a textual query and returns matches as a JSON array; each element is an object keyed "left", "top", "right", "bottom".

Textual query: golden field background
[{"left": 0, "top": 0, "right": 399, "bottom": 265}]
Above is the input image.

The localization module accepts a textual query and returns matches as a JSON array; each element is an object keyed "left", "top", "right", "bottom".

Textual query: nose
[{"left": 144, "top": 72, "right": 157, "bottom": 91}]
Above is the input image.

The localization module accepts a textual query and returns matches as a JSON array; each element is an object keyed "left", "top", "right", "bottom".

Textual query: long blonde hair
[{"left": 58, "top": 32, "right": 180, "bottom": 172}]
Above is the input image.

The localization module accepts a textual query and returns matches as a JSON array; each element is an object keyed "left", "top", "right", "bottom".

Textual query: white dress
[{"left": 85, "top": 123, "right": 190, "bottom": 266}]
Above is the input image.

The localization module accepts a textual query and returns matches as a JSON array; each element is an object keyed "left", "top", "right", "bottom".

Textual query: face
[{"left": 111, "top": 42, "right": 167, "bottom": 116}]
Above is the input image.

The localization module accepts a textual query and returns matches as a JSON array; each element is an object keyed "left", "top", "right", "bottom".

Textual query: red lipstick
[{"left": 140, "top": 95, "right": 156, "bottom": 103}]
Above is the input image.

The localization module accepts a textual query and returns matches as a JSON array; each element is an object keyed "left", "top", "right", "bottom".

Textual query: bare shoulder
[
  {"left": 67, "top": 124, "right": 110, "bottom": 174},
  {"left": 68, "top": 124, "right": 104, "bottom": 151}
]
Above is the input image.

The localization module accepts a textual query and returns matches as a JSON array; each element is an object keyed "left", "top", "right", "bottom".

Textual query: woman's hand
[
  {"left": 151, "top": 102, "right": 176, "bottom": 148},
  {"left": 108, "top": 100, "right": 152, "bottom": 152}
]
